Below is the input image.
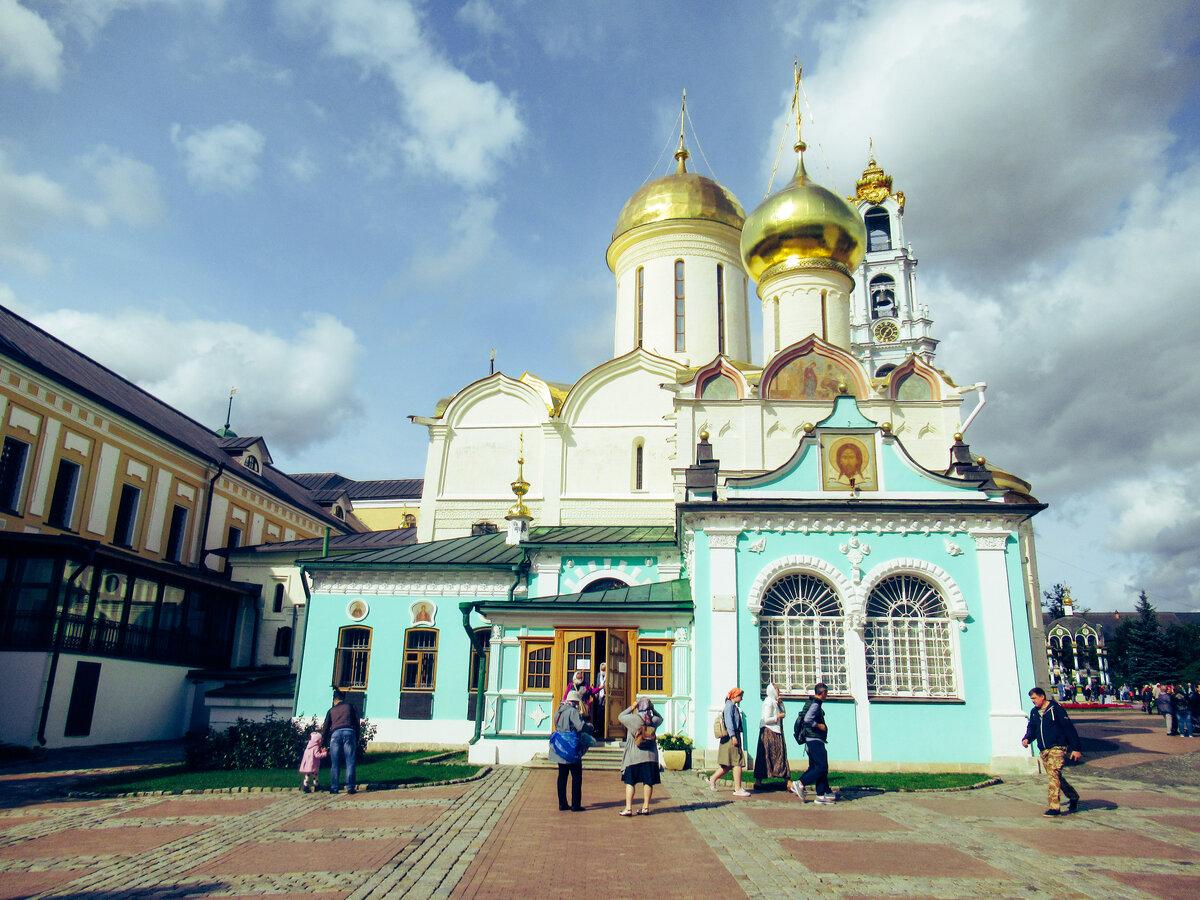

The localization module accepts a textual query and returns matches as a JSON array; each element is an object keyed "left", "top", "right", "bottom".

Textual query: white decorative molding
[
  {"left": 705, "top": 529, "right": 740, "bottom": 549},
  {"left": 747, "top": 554, "right": 857, "bottom": 616},
  {"left": 683, "top": 511, "right": 1029, "bottom": 538},
  {"left": 346, "top": 599, "right": 369, "bottom": 622},
  {"left": 859, "top": 557, "right": 969, "bottom": 620},
  {"left": 747, "top": 537, "right": 767, "bottom": 553},
  {"left": 485, "top": 697, "right": 497, "bottom": 730},
  {"left": 838, "top": 535, "right": 872, "bottom": 584},
  {"left": 528, "top": 704, "right": 549, "bottom": 726},
  {"left": 8, "top": 406, "right": 40, "bottom": 435},
  {"left": 64, "top": 430, "right": 90, "bottom": 456},
  {"left": 944, "top": 538, "right": 963, "bottom": 556},
  {"left": 126, "top": 459, "right": 149, "bottom": 481},
  {"left": 310, "top": 571, "right": 512, "bottom": 597},
  {"left": 971, "top": 531, "right": 1010, "bottom": 551},
  {"left": 491, "top": 624, "right": 504, "bottom": 641},
  {"left": 673, "top": 626, "right": 690, "bottom": 643}
]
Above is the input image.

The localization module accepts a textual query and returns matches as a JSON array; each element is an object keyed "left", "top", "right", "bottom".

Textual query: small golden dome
[
  {"left": 611, "top": 150, "right": 745, "bottom": 243},
  {"left": 740, "top": 156, "right": 867, "bottom": 281}
]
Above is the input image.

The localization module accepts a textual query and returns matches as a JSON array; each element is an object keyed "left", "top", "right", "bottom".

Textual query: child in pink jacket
[{"left": 299, "top": 732, "right": 327, "bottom": 792}]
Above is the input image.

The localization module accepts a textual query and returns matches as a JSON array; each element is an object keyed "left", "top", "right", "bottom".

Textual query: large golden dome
[
  {"left": 611, "top": 150, "right": 745, "bottom": 243},
  {"left": 740, "top": 155, "right": 867, "bottom": 281}
]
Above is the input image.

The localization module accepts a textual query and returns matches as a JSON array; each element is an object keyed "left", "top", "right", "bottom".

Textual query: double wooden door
[{"left": 552, "top": 627, "right": 631, "bottom": 740}]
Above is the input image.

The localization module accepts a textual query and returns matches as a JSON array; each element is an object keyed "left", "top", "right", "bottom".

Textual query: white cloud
[
  {"left": 51, "top": 0, "right": 228, "bottom": 43},
  {"left": 0, "top": 148, "right": 105, "bottom": 274},
  {"left": 0, "top": 0, "right": 63, "bottom": 90},
  {"left": 79, "top": 145, "right": 165, "bottom": 225},
  {"left": 170, "top": 121, "right": 265, "bottom": 193},
  {"left": 775, "top": 0, "right": 1200, "bottom": 609},
  {"left": 285, "top": 147, "right": 318, "bottom": 182},
  {"left": 794, "top": 0, "right": 1197, "bottom": 282},
  {"left": 457, "top": 0, "right": 504, "bottom": 38},
  {"left": 403, "top": 193, "right": 499, "bottom": 287},
  {"left": 278, "top": 0, "right": 525, "bottom": 186},
  {"left": 28, "top": 306, "right": 363, "bottom": 454}
]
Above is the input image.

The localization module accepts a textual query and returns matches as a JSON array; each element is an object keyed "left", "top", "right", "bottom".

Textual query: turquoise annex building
[{"left": 292, "top": 101, "right": 1051, "bottom": 773}]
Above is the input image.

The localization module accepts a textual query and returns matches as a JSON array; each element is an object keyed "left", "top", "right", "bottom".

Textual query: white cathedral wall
[{"left": 610, "top": 224, "right": 749, "bottom": 365}]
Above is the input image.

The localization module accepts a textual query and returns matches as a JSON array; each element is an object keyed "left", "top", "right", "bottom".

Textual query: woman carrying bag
[
  {"left": 550, "top": 689, "right": 586, "bottom": 811},
  {"left": 618, "top": 697, "right": 663, "bottom": 816}
]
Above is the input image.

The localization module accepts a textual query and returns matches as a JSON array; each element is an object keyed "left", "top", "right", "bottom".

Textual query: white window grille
[
  {"left": 864, "top": 574, "right": 957, "bottom": 697},
  {"left": 758, "top": 573, "right": 847, "bottom": 695}
]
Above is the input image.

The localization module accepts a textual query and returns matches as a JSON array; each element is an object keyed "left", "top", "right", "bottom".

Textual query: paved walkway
[{"left": 1, "top": 709, "right": 1198, "bottom": 899}]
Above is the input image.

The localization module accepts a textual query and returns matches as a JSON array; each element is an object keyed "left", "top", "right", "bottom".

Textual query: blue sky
[{"left": 2, "top": 0, "right": 1199, "bottom": 611}]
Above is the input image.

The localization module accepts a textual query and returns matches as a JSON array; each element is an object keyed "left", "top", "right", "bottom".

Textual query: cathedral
[{"left": 295, "top": 94, "right": 1050, "bottom": 773}]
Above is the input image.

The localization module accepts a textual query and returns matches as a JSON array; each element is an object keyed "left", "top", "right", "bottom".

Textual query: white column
[
  {"left": 972, "top": 529, "right": 1031, "bottom": 770},
  {"left": 705, "top": 527, "right": 741, "bottom": 752},
  {"left": 844, "top": 624, "right": 872, "bottom": 761}
]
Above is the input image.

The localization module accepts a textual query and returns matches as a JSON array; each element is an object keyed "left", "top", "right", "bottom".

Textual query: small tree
[{"left": 1042, "top": 583, "right": 1088, "bottom": 620}]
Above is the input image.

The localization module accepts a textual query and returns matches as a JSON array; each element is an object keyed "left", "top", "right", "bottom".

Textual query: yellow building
[
  {"left": 0, "top": 305, "right": 355, "bottom": 747},
  {"left": 290, "top": 473, "right": 422, "bottom": 531}
]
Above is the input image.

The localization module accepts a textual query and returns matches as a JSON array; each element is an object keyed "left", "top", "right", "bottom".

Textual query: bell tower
[{"left": 848, "top": 148, "right": 938, "bottom": 377}]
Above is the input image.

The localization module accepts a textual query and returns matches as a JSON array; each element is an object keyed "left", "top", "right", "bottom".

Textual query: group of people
[
  {"left": 1149, "top": 683, "right": 1199, "bottom": 737},
  {"left": 705, "top": 682, "right": 835, "bottom": 804},
  {"left": 549, "top": 667, "right": 660, "bottom": 815},
  {"left": 298, "top": 689, "right": 361, "bottom": 794}
]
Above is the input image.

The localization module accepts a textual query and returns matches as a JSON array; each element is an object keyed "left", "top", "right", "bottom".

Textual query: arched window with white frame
[
  {"left": 864, "top": 574, "right": 958, "bottom": 698},
  {"left": 758, "top": 572, "right": 847, "bottom": 696}
]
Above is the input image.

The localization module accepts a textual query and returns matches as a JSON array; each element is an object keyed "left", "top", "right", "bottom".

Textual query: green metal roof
[
  {"left": 300, "top": 525, "right": 677, "bottom": 570},
  {"left": 476, "top": 578, "right": 692, "bottom": 614}
]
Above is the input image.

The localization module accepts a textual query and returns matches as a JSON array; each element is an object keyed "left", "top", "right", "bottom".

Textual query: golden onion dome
[
  {"left": 740, "top": 155, "right": 867, "bottom": 281},
  {"left": 611, "top": 149, "right": 745, "bottom": 243}
]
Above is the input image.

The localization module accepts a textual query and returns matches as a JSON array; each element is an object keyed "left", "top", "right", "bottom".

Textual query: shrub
[
  {"left": 658, "top": 733, "right": 694, "bottom": 751},
  {"left": 187, "top": 714, "right": 377, "bottom": 770}
]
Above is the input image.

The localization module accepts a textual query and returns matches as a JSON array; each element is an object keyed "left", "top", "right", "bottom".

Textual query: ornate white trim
[
  {"left": 970, "top": 531, "right": 1010, "bottom": 551},
  {"left": 684, "top": 512, "right": 1030, "bottom": 537},
  {"left": 859, "top": 558, "right": 969, "bottom": 620},
  {"left": 310, "top": 571, "right": 512, "bottom": 597},
  {"left": 747, "top": 554, "right": 857, "bottom": 616},
  {"left": 706, "top": 528, "right": 741, "bottom": 549},
  {"left": 569, "top": 567, "right": 643, "bottom": 593}
]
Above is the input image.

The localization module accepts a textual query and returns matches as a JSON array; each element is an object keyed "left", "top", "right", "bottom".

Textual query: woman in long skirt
[
  {"left": 754, "top": 682, "right": 793, "bottom": 792},
  {"left": 618, "top": 698, "right": 663, "bottom": 815}
]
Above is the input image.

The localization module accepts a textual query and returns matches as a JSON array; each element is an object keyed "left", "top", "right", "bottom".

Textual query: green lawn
[
  {"left": 712, "top": 771, "right": 993, "bottom": 791},
  {"left": 85, "top": 751, "right": 483, "bottom": 794}
]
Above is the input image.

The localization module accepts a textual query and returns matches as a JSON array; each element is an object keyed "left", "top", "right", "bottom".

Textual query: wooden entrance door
[
  {"left": 605, "top": 629, "right": 630, "bottom": 740},
  {"left": 555, "top": 630, "right": 595, "bottom": 704}
]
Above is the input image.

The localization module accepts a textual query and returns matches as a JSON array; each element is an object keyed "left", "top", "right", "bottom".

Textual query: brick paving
[{"left": 0, "top": 708, "right": 1197, "bottom": 899}]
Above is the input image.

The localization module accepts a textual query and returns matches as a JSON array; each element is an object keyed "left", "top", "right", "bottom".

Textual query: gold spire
[
  {"left": 674, "top": 89, "right": 690, "bottom": 173},
  {"left": 507, "top": 434, "right": 531, "bottom": 518},
  {"left": 854, "top": 140, "right": 905, "bottom": 208},
  {"left": 792, "top": 58, "right": 806, "bottom": 156}
]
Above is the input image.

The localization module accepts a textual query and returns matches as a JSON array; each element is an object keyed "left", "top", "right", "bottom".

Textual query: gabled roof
[
  {"left": 477, "top": 578, "right": 692, "bottom": 614},
  {"left": 228, "top": 527, "right": 420, "bottom": 557},
  {"left": 301, "top": 525, "right": 677, "bottom": 570},
  {"left": 0, "top": 305, "right": 348, "bottom": 532},
  {"left": 290, "top": 472, "right": 423, "bottom": 502}
]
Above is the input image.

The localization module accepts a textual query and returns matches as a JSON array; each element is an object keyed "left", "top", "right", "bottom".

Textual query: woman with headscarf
[
  {"left": 618, "top": 697, "right": 663, "bottom": 815},
  {"left": 549, "top": 689, "right": 586, "bottom": 811},
  {"left": 565, "top": 669, "right": 595, "bottom": 723},
  {"left": 708, "top": 687, "right": 750, "bottom": 796},
  {"left": 754, "top": 682, "right": 793, "bottom": 792}
]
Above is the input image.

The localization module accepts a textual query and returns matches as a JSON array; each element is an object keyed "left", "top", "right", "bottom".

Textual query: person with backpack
[
  {"left": 792, "top": 682, "right": 834, "bottom": 803},
  {"left": 618, "top": 697, "right": 662, "bottom": 815},
  {"left": 707, "top": 687, "right": 750, "bottom": 797}
]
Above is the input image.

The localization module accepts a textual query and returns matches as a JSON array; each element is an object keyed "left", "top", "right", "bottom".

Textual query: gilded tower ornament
[{"left": 854, "top": 141, "right": 906, "bottom": 209}]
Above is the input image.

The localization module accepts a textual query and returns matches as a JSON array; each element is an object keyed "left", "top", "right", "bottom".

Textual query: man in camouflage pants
[{"left": 1022, "top": 687, "right": 1082, "bottom": 817}]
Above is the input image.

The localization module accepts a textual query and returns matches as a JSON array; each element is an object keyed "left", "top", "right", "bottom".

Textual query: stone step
[{"left": 526, "top": 744, "right": 626, "bottom": 770}]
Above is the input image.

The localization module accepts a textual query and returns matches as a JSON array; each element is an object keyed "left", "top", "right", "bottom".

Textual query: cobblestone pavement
[{"left": 1, "top": 710, "right": 1198, "bottom": 900}]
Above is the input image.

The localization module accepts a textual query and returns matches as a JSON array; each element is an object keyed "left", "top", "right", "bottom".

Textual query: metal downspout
[
  {"left": 196, "top": 463, "right": 225, "bottom": 571},
  {"left": 38, "top": 547, "right": 97, "bottom": 746},
  {"left": 463, "top": 550, "right": 528, "bottom": 746}
]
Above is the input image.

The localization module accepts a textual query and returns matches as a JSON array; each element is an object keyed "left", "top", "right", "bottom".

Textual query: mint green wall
[
  {"left": 295, "top": 591, "right": 483, "bottom": 722},
  {"left": 868, "top": 703, "right": 977, "bottom": 762},
  {"left": 690, "top": 531, "right": 714, "bottom": 747}
]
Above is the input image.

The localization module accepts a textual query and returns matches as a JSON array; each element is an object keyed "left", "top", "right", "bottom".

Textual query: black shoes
[
  {"left": 1042, "top": 809, "right": 1060, "bottom": 817},
  {"left": 1067, "top": 797, "right": 1079, "bottom": 813}
]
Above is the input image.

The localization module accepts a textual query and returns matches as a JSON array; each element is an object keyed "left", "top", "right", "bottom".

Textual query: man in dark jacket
[
  {"left": 1022, "top": 687, "right": 1082, "bottom": 817},
  {"left": 321, "top": 690, "right": 361, "bottom": 794},
  {"left": 791, "top": 682, "right": 833, "bottom": 804}
]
